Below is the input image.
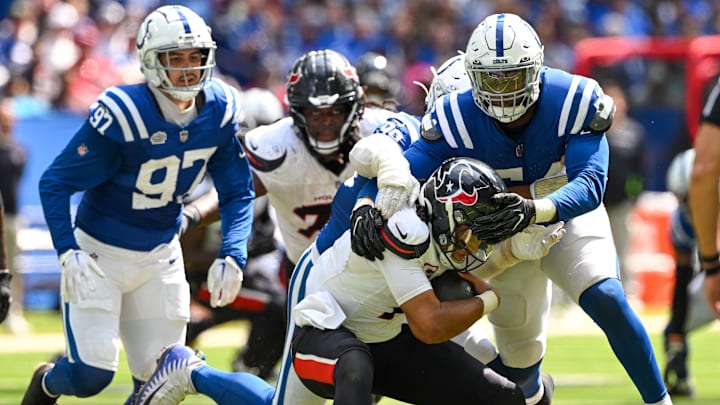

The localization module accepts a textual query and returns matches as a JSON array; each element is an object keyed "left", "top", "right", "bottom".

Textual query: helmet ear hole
[{"left": 431, "top": 200, "right": 451, "bottom": 247}]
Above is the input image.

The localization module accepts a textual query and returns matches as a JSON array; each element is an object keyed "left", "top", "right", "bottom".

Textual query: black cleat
[
  {"left": 664, "top": 334, "right": 695, "bottom": 397},
  {"left": 20, "top": 363, "right": 58, "bottom": 405}
]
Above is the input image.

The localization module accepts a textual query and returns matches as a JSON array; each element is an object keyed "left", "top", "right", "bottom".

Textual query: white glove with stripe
[
  {"left": 59, "top": 249, "right": 105, "bottom": 304},
  {"left": 207, "top": 256, "right": 243, "bottom": 308}
]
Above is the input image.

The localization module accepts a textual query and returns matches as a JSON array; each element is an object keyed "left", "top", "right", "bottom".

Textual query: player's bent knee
[
  {"left": 81, "top": 327, "right": 121, "bottom": 367},
  {"left": 335, "top": 348, "right": 373, "bottom": 387},
  {"left": 69, "top": 362, "right": 114, "bottom": 397}
]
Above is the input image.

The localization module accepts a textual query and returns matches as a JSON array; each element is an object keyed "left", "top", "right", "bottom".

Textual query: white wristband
[
  {"left": 534, "top": 198, "right": 558, "bottom": 223},
  {"left": 477, "top": 290, "right": 499, "bottom": 317}
]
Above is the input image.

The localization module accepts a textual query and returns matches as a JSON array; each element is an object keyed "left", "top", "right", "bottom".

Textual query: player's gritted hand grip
[
  {"left": 350, "top": 204, "right": 385, "bottom": 261},
  {"left": 471, "top": 193, "right": 536, "bottom": 244}
]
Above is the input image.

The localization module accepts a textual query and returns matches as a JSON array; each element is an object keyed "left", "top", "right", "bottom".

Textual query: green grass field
[{"left": 0, "top": 310, "right": 718, "bottom": 404}]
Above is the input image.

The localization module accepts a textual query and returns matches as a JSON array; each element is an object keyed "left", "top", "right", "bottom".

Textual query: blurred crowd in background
[
  {"left": 1, "top": 0, "right": 720, "bottom": 324},
  {"left": 2, "top": 0, "right": 720, "bottom": 118}
]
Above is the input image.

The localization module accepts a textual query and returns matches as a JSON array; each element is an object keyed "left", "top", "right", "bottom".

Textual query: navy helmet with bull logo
[{"left": 419, "top": 157, "right": 507, "bottom": 272}]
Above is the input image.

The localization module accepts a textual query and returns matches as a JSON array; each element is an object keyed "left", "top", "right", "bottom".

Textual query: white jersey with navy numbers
[
  {"left": 243, "top": 107, "right": 402, "bottom": 264},
  {"left": 299, "top": 206, "right": 452, "bottom": 344},
  {"left": 408, "top": 67, "right": 611, "bottom": 220},
  {"left": 39, "top": 78, "right": 255, "bottom": 266}
]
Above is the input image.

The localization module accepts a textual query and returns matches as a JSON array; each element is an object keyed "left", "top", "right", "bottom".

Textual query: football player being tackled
[
  {"left": 349, "top": 12, "right": 672, "bottom": 405},
  {"left": 136, "top": 157, "right": 565, "bottom": 405}
]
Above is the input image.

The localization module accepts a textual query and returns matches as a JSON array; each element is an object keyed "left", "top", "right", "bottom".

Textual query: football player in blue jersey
[
  {"left": 21, "top": 5, "right": 255, "bottom": 405},
  {"left": 349, "top": 13, "right": 672, "bottom": 405},
  {"left": 0, "top": 191, "right": 11, "bottom": 324}
]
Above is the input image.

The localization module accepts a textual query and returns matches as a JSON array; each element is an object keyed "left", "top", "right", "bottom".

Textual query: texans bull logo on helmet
[{"left": 433, "top": 159, "right": 496, "bottom": 210}]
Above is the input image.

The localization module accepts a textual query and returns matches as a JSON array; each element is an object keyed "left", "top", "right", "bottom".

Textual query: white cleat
[{"left": 136, "top": 344, "right": 206, "bottom": 405}]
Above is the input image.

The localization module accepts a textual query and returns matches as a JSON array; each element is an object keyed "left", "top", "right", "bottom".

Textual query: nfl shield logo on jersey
[{"left": 180, "top": 130, "right": 189, "bottom": 143}]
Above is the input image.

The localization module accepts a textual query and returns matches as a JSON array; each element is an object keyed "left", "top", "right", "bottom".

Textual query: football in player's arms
[{"left": 431, "top": 271, "right": 475, "bottom": 301}]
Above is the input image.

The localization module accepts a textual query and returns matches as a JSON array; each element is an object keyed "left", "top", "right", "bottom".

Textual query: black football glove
[
  {"left": 471, "top": 193, "right": 536, "bottom": 244},
  {"left": 0, "top": 270, "right": 11, "bottom": 324},
  {"left": 350, "top": 204, "right": 386, "bottom": 261}
]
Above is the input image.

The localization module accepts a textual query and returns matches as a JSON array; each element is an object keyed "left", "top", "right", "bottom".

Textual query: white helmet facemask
[
  {"left": 136, "top": 5, "right": 216, "bottom": 101},
  {"left": 465, "top": 13, "right": 543, "bottom": 123}
]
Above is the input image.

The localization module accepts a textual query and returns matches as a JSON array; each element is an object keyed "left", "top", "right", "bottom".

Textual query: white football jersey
[
  {"left": 298, "top": 207, "right": 454, "bottom": 343},
  {"left": 244, "top": 107, "right": 397, "bottom": 263}
]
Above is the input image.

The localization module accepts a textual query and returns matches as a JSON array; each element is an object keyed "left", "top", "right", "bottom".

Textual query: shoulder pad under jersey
[
  {"left": 420, "top": 114, "right": 443, "bottom": 142},
  {"left": 380, "top": 207, "right": 430, "bottom": 259},
  {"left": 243, "top": 119, "right": 291, "bottom": 172},
  {"left": 92, "top": 85, "right": 154, "bottom": 143},
  {"left": 587, "top": 93, "right": 615, "bottom": 133},
  {"left": 207, "top": 78, "right": 246, "bottom": 130}
]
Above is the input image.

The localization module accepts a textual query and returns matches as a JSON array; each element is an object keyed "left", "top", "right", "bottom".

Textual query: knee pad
[
  {"left": 68, "top": 361, "right": 114, "bottom": 397},
  {"left": 335, "top": 349, "right": 373, "bottom": 388},
  {"left": 333, "top": 349, "right": 374, "bottom": 405}
]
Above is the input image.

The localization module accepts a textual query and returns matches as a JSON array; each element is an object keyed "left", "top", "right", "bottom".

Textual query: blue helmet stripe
[
  {"left": 173, "top": 5, "right": 192, "bottom": 33},
  {"left": 436, "top": 56, "right": 463, "bottom": 75},
  {"left": 496, "top": 13, "right": 505, "bottom": 57}
]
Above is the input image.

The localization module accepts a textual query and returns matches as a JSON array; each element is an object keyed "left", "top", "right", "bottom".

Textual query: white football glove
[
  {"left": 375, "top": 177, "right": 420, "bottom": 219},
  {"left": 207, "top": 256, "right": 243, "bottom": 308},
  {"left": 59, "top": 249, "right": 105, "bottom": 304},
  {"left": 509, "top": 222, "right": 566, "bottom": 261}
]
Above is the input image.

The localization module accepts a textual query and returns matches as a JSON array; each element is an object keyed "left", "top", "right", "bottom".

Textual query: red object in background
[
  {"left": 686, "top": 35, "right": 720, "bottom": 138},
  {"left": 573, "top": 36, "right": 720, "bottom": 141}
]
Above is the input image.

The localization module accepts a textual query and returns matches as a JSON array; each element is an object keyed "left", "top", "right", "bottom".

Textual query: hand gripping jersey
[
  {"left": 296, "top": 207, "right": 452, "bottom": 343},
  {"left": 244, "top": 107, "right": 414, "bottom": 263},
  {"left": 39, "top": 78, "right": 254, "bottom": 266},
  {"left": 410, "top": 67, "right": 612, "bottom": 221}
]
